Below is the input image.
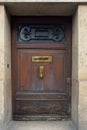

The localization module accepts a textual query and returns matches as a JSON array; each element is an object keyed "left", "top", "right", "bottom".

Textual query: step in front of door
[{"left": 8, "top": 121, "right": 76, "bottom": 130}]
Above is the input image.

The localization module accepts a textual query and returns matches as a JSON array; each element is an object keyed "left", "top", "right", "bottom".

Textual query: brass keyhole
[{"left": 39, "top": 66, "right": 44, "bottom": 79}]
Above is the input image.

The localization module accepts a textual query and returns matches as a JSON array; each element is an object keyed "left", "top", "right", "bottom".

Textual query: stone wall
[
  {"left": 4, "top": 6, "right": 11, "bottom": 125},
  {"left": 0, "top": 0, "right": 87, "bottom": 2},
  {"left": 72, "top": 7, "right": 79, "bottom": 129},
  {"left": 0, "top": 5, "right": 5, "bottom": 123},
  {"left": 72, "top": 6, "right": 87, "bottom": 130},
  {"left": 0, "top": 3, "right": 87, "bottom": 130},
  {"left": 78, "top": 6, "right": 87, "bottom": 130},
  {"left": 0, "top": 5, "right": 11, "bottom": 130}
]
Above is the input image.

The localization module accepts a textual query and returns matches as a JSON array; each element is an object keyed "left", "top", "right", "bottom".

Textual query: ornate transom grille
[{"left": 17, "top": 24, "right": 66, "bottom": 43}]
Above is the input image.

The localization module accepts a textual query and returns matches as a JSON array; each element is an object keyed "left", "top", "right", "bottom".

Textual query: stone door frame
[{"left": 0, "top": 3, "right": 87, "bottom": 130}]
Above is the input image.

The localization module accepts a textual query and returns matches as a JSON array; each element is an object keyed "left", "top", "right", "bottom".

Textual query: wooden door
[{"left": 11, "top": 17, "right": 72, "bottom": 121}]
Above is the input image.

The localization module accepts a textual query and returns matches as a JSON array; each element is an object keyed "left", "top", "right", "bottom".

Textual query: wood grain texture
[
  {"left": 17, "top": 49, "right": 66, "bottom": 92},
  {"left": 11, "top": 16, "right": 72, "bottom": 120},
  {"left": 16, "top": 100, "right": 69, "bottom": 115}
]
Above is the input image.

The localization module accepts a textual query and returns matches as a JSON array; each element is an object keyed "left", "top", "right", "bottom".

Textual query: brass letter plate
[{"left": 32, "top": 56, "right": 52, "bottom": 63}]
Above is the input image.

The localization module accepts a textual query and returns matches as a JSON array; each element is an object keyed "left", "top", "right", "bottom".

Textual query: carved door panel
[{"left": 12, "top": 17, "right": 72, "bottom": 120}]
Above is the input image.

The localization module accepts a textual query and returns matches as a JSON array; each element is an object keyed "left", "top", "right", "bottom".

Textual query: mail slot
[{"left": 32, "top": 56, "right": 52, "bottom": 63}]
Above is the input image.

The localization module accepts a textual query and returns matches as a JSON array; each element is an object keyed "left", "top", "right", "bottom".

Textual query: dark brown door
[{"left": 11, "top": 17, "right": 72, "bottom": 121}]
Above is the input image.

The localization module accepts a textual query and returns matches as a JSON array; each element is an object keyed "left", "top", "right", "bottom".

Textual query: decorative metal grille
[{"left": 17, "top": 24, "right": 66, "bottom": 43}]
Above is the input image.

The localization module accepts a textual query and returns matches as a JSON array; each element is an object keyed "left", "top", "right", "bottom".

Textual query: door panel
[
  {"left": 16, "top": 100, "right": 68, "bottom": 115},
  {"left": 17, "top": 50, "right": 66, "bottom": 92},
  {"left": 11, "top": 17, "right": 72, "bottom": 120}
]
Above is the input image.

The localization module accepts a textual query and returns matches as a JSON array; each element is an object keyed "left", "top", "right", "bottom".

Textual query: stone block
[
  {"left": 78, "top": 6, "right": 87, "bottom": 80},
  {"left": 79, "top": 81, "right": 87, "bottom": 122}
]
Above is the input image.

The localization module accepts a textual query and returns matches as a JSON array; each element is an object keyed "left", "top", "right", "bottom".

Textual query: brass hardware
[
  {"left": 39, "top": 66, "right": 44, "bottom": 79},
  {"left": 66, "top": 77, "right": 71, "bottom": 84},
  {"left": 32, "top": 56, "right": 52, "bottom": 63}
]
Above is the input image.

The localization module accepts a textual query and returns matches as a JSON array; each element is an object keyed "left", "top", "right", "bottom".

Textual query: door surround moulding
[
  {"left": 4, "top": 2, "right": 78, "bottom": 16},
  {"left": 0, "top": 4, "right": 79, "bottom": 130}
]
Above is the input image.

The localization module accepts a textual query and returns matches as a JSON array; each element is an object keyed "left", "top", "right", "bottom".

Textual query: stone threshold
[{"left": 8, "top": 120, "right": 76, "bottom": 130}]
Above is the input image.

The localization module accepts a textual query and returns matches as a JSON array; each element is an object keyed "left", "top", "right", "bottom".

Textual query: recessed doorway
[{"left": 11, "top": 17, "right": 72, "bottom": 121}]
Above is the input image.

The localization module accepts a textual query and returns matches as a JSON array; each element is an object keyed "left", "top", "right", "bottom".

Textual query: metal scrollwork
[
  {"left": 20, "top": 26, "right": 31, "bottom": 41},
  {"left": 17, "top": 25, "right": 65, "bottom": 43},
  {"left": 52, "top": 27, "right": 65, "bottom": 42}
]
